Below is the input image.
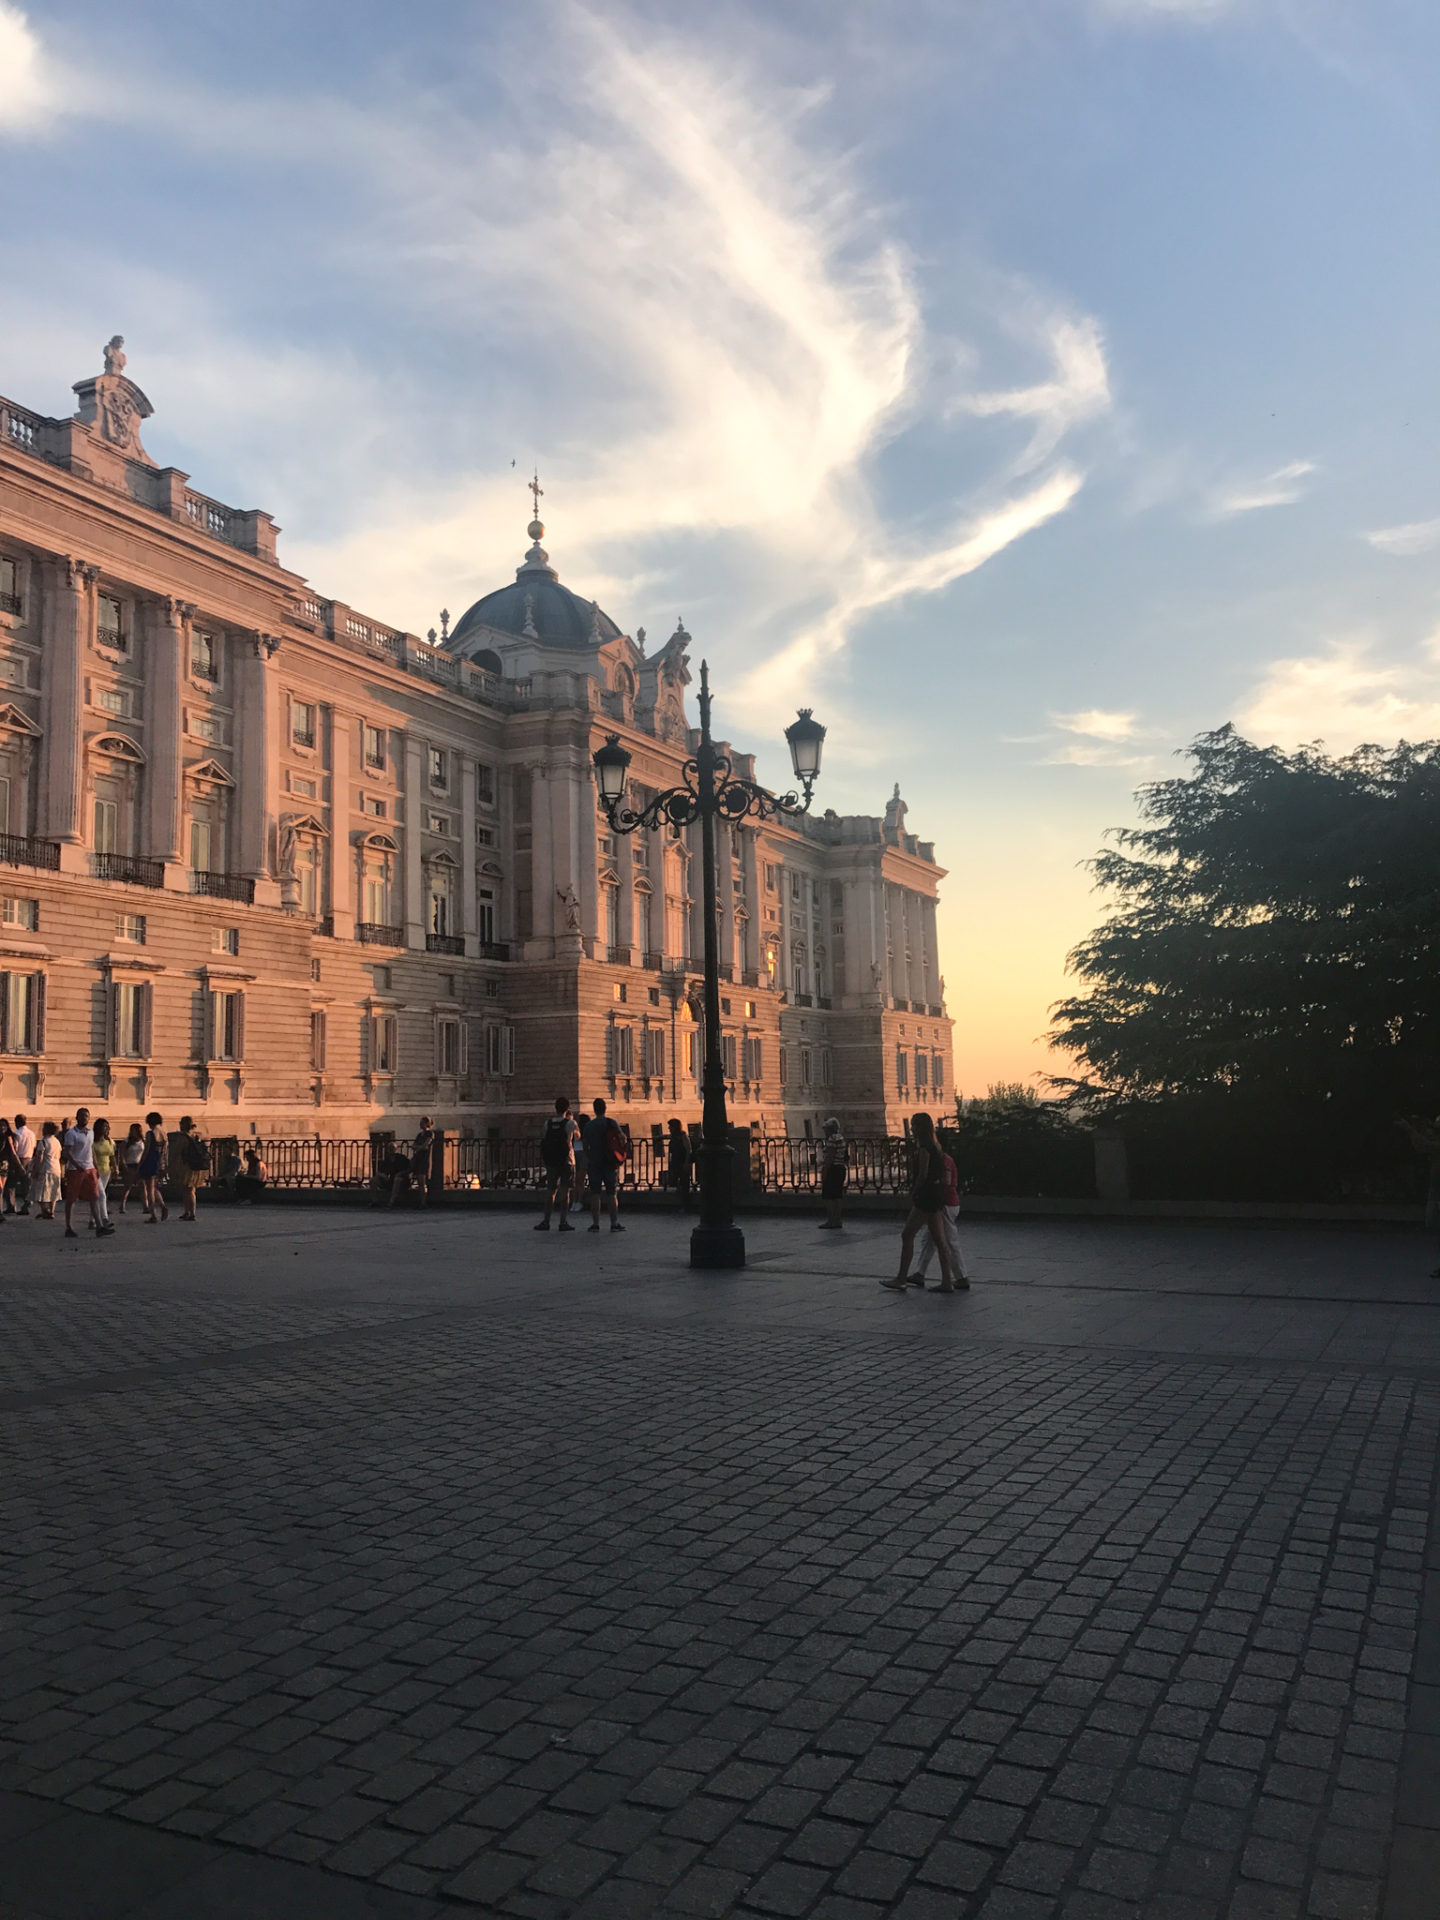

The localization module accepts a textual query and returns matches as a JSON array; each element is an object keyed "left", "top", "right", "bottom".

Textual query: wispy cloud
[
  {"left": 0, "top": 2, "right": 1107, "bottom": 730},
  {"left": 0, "top": 3, "right": 59, "bottom": 133},
  {"left": 1091, "top": 0, "right": 1241, "bottom": 19},
  {"left": 1238, "top": 632, "right": 1440, "bottom": 750},
  {"left": 1206, "top": 459, "right": 1316, "bottom": 518},
  {"left": 1052, "top": 708, "right": 1138, "bottom": 742},
  {"left": 1365, "top": 516, "right": 1440, "bottom": 558}
]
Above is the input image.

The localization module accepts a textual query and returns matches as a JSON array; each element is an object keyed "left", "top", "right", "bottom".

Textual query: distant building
[{"left": 0, "top": 345, "right": 951, "bottom": 1140}]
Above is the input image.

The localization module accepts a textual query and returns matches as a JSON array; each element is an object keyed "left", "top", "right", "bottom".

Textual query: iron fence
[{"left": 247, "top": 1132, "right": 917, "bottom": 1197}]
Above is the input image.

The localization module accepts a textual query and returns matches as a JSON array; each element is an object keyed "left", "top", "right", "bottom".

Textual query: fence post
[
  {"left": 1092, "top": 1128, "right": 1129, "bottom": 1203},
  {"left": 429, "top": 1131, "right": 447, "bottom": 1202}
]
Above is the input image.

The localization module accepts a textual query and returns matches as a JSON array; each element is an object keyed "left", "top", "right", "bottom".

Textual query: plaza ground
[{"left": 1, "top": 1204, "right": 1437, "bottom": 1919}]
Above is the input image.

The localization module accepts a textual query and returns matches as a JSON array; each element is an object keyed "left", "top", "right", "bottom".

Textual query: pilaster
[
  {"left": 403, "top": 734, "right": 425, "bottom": 949},
  {"left": 529, "top": 761, "right": 554, "bottom": 959},
  {"left": 144, "top": 596, "right": 187, "bottom": 867},
  {"left": 238, "top": 633, "right": 280, "bottom": 905},
  {"left": 329, "top": 707, "right": 354, "bottom": 937},
  {"left": 38, "top": 556, "right": 90, "bottom": 844},
  {"left": 459, "top": 749, "right": 477, "bottom": 955}
]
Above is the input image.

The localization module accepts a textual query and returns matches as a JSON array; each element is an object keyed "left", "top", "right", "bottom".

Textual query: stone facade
[{"left": 0, "top": 350, "right": 952, "bottom": 1142}]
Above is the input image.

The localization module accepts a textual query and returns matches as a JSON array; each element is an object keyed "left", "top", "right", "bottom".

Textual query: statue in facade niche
[{"left": 556, "top": 883, "right": 582, "bottom": 931}]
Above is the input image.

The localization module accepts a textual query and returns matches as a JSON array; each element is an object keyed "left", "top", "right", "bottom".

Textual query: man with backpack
[
  {"left": 176, "top": 1116, "right": 211, "bottom": 1221},
  {"left": 536, "top": 1097, "right": 580, "bottom": 1231},
  {"left": 582, "top": 1096, "right": 629, "bottom": 1233}
]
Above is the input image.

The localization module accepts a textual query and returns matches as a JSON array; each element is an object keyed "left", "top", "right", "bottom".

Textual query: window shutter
[
  {"left": 234, "top": 993, "right": 245, "bottom": 1062},
  {"left": 458, "top": 1020, "right": 468, "bottom": 1078},
  {"left": 0, "top": 970, "right": 9, "bottom": 1054},
  {"left": 503, "top": 1025, "right": 514, "bottom": 1076},
  {"left": 32, "top": 973, "right": 44, "bottom": 1054}
]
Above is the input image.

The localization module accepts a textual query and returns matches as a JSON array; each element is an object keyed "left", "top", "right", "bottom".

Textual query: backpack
[
  {"left": 541, "top": 1116, "right": 572, "bottom": 1170},
  {"left": 607, "top": 1119, "right": 631, "bottom": 1164},
  {"left": 184, "top": 1136, "right": 211, "bottom": 1172}
]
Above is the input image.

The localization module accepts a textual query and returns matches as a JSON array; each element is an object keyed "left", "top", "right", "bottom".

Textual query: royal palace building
[{"left": 0, "top": 343, "right": 952, "bottom": 1143}]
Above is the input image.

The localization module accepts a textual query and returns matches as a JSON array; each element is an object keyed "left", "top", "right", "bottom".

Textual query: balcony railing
[
  {"left": 192, "top": 871, "right": 255, "bottom": 904},
  {"left": 741, "top": 969, "right": 760, "bottom": 988},
  {"left": 793, "top": 991, "right": 814, "bottom": 1008},
  {"left": 96, "top": 626, "right": 128, "bottom": 654},
  {"left": 607, "top": 946, "right": 631, "bottom": 965},
  {"left": 317, "top": 914, "right": 335, "bottom": 937},
  {"left": 426, "top": 932, "right": 464, "bottom": 955},
  {"left": 478, "top": 940, "right": 510, "bottom": 962},
  {"left": 0, "top": 833, "right": 60, "bottom": 872},
  {"left": 0, "top": 592, "right": 21, "bottom": 617},
  {"left": 817, "top": 995, "right": 833, "bottom": 1010},
  {"left": 642, "top": 950, "right": 663, "bottom": 971},
  {"left": 94, "top": 852, "right": 164, "bottom": 889},
  {"left": 356, "top": 921, "right": 404, "bottom": 946}
]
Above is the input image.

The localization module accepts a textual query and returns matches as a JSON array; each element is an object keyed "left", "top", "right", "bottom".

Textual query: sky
[{"left": 2, "top": 0, "right": 1437, "bottom": 1094}]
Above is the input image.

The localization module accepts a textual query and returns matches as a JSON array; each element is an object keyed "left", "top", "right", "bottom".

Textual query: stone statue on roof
[{"left": 103, "top": 335, "right": 127, "bottom": 376}]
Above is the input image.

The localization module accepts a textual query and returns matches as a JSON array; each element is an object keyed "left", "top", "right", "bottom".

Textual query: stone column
[
  {"left": 907, "top": 893, "right": 925, "bottom": 1009},
  {"left": 740, "top": 828, "right": 759, "bottom": 977},
  {"left": 38, "top": 556, "right": 90, "bottom": 859},
  {"left": 549, "top": 755, "right": 584, "bottom": 958},
  {"left": 145, "top": 596, "right": 187, "bottom": 882},
  {"left": 329, "top": 707, "right": 354, "bottom": 936},
  {"left": 237, "top": 634, "right": 281, "bottom": 904},
  {"left": 616, "top": 814, "right": 635, "bottom": 958},
  {"left": 403, "top": 735, "right": 425, "bottom": 948},
  {"left": 718, "top": 823, "right": 736, "bottom": 976},
  {"left": 529, "top": 761, "right": 555, "bottom": 959},
  {"left": 578, "top": 754, "right": 600, "bottom": 951},
  {"left": 459, "top": 749, "right": 477, "bottom": 955}
]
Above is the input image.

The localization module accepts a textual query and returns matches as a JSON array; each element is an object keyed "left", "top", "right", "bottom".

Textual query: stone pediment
[
  {"left": 0, "top": 704, "right": 41, "bottom": 738},
  {"left": 184, "top": 757, "right": 235, "bottom": 789}
]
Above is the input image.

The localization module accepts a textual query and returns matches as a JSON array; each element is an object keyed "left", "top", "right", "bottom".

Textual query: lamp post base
[{"left": 689, "top": 1222, "right": 746, "bottom": 1270}]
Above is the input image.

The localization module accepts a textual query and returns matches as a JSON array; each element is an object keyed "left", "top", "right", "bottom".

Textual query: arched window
[{"left": 474, "top": 648, "right": 502, "bottom": 676}]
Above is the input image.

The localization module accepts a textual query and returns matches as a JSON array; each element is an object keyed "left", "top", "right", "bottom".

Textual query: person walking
[
  {"left": 666, "top": 1118, "right": 692, "bottom": 1211},
  {"left": 31, "top": 1121, "right": 62, "bottom": 1220},
  {"left": 583, "top": 1097, "right": 628, "bottom": 1233},
  {"left": 818, "top": 1117, "right": 847, "bottom": 1229},
  {"left": 536, "top": 1097, "right": 580, "bottom": 1231},
  {"left": 7, "top": 1112, "right": 34, "bottom": 1214},
  {"left": 914, "top": 1138, "right": 970, "bottom": 1288},
  {"left": 118, "top": 1122, "right": 146, "bottom": 1212},
  {"left": 0, "top": 1119, "right": 19, "bottom": 1224},
  {"left": 139, "top": 1112, "right": 169, "bottom": 1222},
  {"left": 62, "top": 1109, "right": 113, "bottom": 1238},
  {"left": 176, "top": 1117, "right": 209, "bottom": 1220},
  {"left": 882, "top": 1111, "right": 961, "bottom": 1293},
  {"left": 92, "top": 1118, "right": 117, "bottom": 1229}
]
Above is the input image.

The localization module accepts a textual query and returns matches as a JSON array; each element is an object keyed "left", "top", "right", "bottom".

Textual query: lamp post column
[{"left": 691, "top": 664, "right": 745, "bottom": 1269}]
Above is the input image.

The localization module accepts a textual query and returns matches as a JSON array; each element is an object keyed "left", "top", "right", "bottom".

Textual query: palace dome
[{"left": 447, "top": 514, "right": 622, "bottom": 653}]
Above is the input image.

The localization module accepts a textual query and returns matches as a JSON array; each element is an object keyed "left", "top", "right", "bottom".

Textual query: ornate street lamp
[{"left": 594, "top": 660, "right": 824, "bottom": 1268}]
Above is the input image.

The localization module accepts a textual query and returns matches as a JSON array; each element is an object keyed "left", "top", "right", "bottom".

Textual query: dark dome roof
[{"left": 448, "top": 521, "right": 622, "bottom": 653}]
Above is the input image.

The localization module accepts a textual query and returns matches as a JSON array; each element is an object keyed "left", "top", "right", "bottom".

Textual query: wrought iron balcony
[
  {"left": 477, "top": 940, "right": 510, "bottom": 961},
  {"left": 96, "top": 626, "right": 128, "bottom": 654},
  {"left": 192, "top": 870, "right": 255, "bottom": 904},
  {"left": 0, "top": 592, "right": 21, "bottom": 617},
  {"left": 94, "top": 852, "right": 164, "bottom": 888},
  {"left": 0, "top": 833, "right": 60, "bottom": 871},
  {"left": 817, "top": 995, "right": 833, "bottom": 1010},
  {"left": 356, "top": 921, "right": 404, "bottom": 946},
  {"left": 741, "top": 968, "right": 760, "bottom": 988},
  {"left": 642, "top": 950, "right": 664, "bottom": 971},
  {"left": 793, "top": 991, "right": 814, "bottom": 1008},
  {"left": 426, "top": 932, "right": 464, "bottom": 955},
  {"left": 607, "top": 946, "right": 631, "bottom": 965}
]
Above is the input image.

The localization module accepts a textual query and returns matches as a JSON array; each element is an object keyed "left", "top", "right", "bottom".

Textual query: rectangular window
[
  {"left": 363, "top": 723, "right": 385, "bottom": 769},
  {"left": 800, "top": 1045, "right": 812, "bottom": 1088},
  {"left": 476, "top": 762, "right": 496, "bottom": 806},
  {"left": 916, "top": 1050, "right": 928, "bottom": 1087},
  {"left": 428, "top": 747, "right": 448, "bottom": 788},
  {"left": 191, "top": 631, "right": 217, "bottom": 680},
  {"left": 1, "top": 970, "right": 43, "bottom": 1054},
  {"left": 111, "top": 979, "right": 149, "bottom": 1058},
  {"left": 97, "top": 687, "right": 128, "bottom": 716},
  {"left": 116, "top": 912, "right": 146, "bottom": 945},
  {"left": 820, "top": 1047, "right": 833, "bottom": 1087},
  {"left": 722, "top": 1033, "right": 738, "bottom": 1080},
  {"left": 96, "top": 594, "right": 125, "bottom": 648},
  {"left": 0, "top": 555, "right": 17, "bottom": 608},
  {"left": 426, "top": 810, "right": 449, "bottom": 835},
  {"left": 189, "top": 818, "right": 211, "bottom": 871},
  {"left": 93, "top": 798, "right": 119, "bottom": 854},
  {"left": 486, "top": 1023, "right": 514, "bottom": 1076},
  {"left": 371, "top": 1011, "right": 398, "bottom": 1074},
  {"left": 765, "top": 864, "right": 778, "bottom": 892},
  {"left": 744, "top": 1000, "right": 756, "bottom": 1018},
  {"left": 212, "top": 927, "right": 238, "bottom": 956},
  {"left": 896, "top": 1046, "right": 908, "bottom": 1089},
  {"left": 291, "top": 700, "right": 316, "bottom": 747},
  {"left": 476, "top": 824, "right": 496, "bottom": 848},
  {"left": 742, "top": 1035, "right": 763, "bottom": 1082},
  {"left": 310, "top": 957, "right": 322, "bottom": 982},
  {"left": 932, "top": 1052, "right": 943, "bottom": 1093},
  {"left": 210, "top": 989, "right": 244, "bottom": 1062},
  {"left": 790, "top": 871, "right": 801, "bottom": 900},
  {"left": 289, "top": 773, "right": 317, "bottom": 799},
  {"left": 612, "top": 1024, "right": 634, "bottom": 1075},
  {"left": 187, "top": 712, "right": 220, "bottom": 743},
  {"left": 310, "top": 1008, "right": 326, "bottom": 1071},
  {"left": 477, "top": 889, "right": 496, "bottom": 945},
  {"left": 437, "top": 1016, "right": 464, "bottom": 1077},
  {"left": 643, "top": 1027, "right": 665, "bottom": 1079},
  {"left": 362, "top": 793, "right": 386, "bottom": 817},
  {"left": 1, "top": 897, "right": 37, "bottom": 931},
  {"left": 779, "top": 1046, "right": 788, "bottom": 1087}
]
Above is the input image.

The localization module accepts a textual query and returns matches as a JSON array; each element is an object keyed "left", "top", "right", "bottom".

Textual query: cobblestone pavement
[{"left": 0, "top": 1207, "right": 1437, "bottom": 1918}]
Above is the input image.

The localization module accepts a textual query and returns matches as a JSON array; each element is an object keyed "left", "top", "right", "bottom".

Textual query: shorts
[
  {"left": 588, "top": 1163, "right": 619, "bottom": 1195},
  {"left": 63, "top": 1168, "right": 99, "bottom": 1203},
  {"left": 182, "top": 1168, "right": 207, "bottom": 1192},
  {"left": 821, "top": 1165, "right": 847, "bottom": 1201},
  {"left": 913, "top": 1182, "right": 945, "bottom": 1215}
]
